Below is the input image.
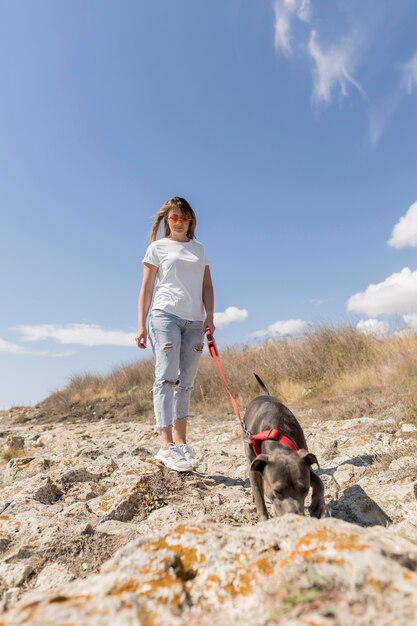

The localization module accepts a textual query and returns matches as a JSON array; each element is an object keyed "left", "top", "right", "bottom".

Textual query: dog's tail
[{"left": 254, "top": 373, "right": 270, "bottom": 395}]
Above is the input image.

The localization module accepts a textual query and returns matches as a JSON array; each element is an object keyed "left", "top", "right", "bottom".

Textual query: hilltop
[{"left": 1, "top": 327, "right": 417, "bottom": 624}]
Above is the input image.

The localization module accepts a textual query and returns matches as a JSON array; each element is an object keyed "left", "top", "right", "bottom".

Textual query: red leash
[
  {"left": 205, "top": 329, "right": 298, "bottom": 455},
  {"left": 204, "top": 329, "right": 243, "bottom": 427}
]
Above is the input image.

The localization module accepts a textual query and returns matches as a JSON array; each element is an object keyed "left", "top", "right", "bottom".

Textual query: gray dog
[{"left": 244, "top": 374, "right": 325, "bottom": 521}]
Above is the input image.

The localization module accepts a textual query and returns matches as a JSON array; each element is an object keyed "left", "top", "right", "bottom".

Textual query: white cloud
[
  {"left": 347, "top": 267, "right": 417, "bottom": 316},
  {"left": 273, "top": 0, "right": 311, "bottom": 56},
  {"left": 13, "top": 313, "right": 249, "bottom": 348},
  {"left": 403, "top": 314, "right": 417, "bottom": 331},
  {"left": 356, "top": 319, "right": 389, "bottom": 337},
  {"left": 252, "top": 318, "right": 309, "bottom": 338},
  {"left": 272, "top": 1, "right": 365, "bottom": 105},
  {"left": 309, "top": 298, "right": 323, "bottom": 306},
  {"left": 15, "top": 324, "right": 136, "bottom": 347},
  {"left": 370, "top": 50, "right": 417, "bottom": 146},
  {"left": 388, "top": 201, "right": 417, "bottom": 248},
  {"left": 269, "top": 319, "right": 309, "bottom": 335},
  {"left": 272, "top": 2, "right": 416, "bottom": 143},
  {"left": 369, "top": 92, "right": 401, "bottom": 146},
  {"left": 404, "top": 51, "right": 417, "bottom": 95},
  {"left": 0, "top": 338, "right": 25, "bottom": 353},
  {"left": 308, "top": 30, "right": 365, "bottom": 105},
  {"left": 0, "top": 337, "right": 71, "bottom": 357},
  {"left": 251, "top": 329, "right": 269, "bottom": 339},
  {"left": 214, "top": 307, "right": 248, "bottom": 329}
]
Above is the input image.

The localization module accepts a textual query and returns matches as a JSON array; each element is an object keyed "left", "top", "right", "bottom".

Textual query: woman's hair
[{"left": 150, "top": 197, "right": 197, "bottom": 242}]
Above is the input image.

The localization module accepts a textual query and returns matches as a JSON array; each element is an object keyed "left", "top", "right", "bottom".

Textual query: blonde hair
[{"left": 150, "top": 197, "right": 197, "bottom": 242}]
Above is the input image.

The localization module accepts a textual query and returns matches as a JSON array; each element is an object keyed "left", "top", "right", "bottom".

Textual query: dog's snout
[{"left": 274, "top": 496, "right": 305, "bottom": 517}]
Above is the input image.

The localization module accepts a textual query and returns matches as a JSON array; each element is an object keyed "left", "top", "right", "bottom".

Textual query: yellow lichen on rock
[
  {"left": 109, "top": 579, "right": 139, "bottom": 595},
  {"left": 280, "top": 527, "right": 368, "bottom": 567},
  {"left": 144, "top": 535, "right": 206, "bottom": 572}
]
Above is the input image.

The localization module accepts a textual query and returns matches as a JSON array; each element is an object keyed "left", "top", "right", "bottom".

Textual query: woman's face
[{"left": 167, "top": 209, "right": 191, "bottom": 240}]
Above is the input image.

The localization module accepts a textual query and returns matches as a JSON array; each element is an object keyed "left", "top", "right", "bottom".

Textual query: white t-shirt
[{"left": 142, "top": 238, "right": 209, "bottom": 321}]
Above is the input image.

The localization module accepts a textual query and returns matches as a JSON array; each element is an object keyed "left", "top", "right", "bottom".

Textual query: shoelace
[{"left": 165, "top": 444, "right": 185, "bottom": 458}]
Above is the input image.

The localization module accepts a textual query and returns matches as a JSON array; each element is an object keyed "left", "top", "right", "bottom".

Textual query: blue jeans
[{"left": 148, "top": 309, "right": 204, "bottom": 428}]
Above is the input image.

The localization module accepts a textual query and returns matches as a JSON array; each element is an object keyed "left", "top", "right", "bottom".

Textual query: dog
[{"left": 244, "top": 374, "right": 325, "bottom": 521}]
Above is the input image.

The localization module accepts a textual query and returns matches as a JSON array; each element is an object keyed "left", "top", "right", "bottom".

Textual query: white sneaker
[
  {"left": 154, "top": 444, "right": 193, "bottom": 472},
  {"left": 179, "top": 444, "right": 199, "bottom": 468}
]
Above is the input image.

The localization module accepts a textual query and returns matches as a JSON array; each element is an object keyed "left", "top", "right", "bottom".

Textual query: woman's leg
[
  {"left": 172, "top": 417, "right": 187, "bottom": 446},
  {"left": 173, "top": 320, "right": 204, "bottom": 444},
  {"left": 148, "top": 310, "right": 181, "bottom": 446},
  {"left": 149, "top": 311, "right": 195, "bottom": 471}
]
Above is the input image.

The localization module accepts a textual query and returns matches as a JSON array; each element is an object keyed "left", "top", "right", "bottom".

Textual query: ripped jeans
[{"left": 148, "top": 309, "right": 204, "bottom": 428}]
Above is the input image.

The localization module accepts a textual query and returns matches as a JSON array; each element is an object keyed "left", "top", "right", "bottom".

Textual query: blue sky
[{"left": 1, "top": 0, "right": 417, "bottom": 409}]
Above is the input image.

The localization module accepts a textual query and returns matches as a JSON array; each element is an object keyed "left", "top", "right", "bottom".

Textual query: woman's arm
[
  {"left": 202, "top": 265, "right": 215, "bottom": 333},
  {"left": 136, "top": 263, "right": 158, "bottom": 349}
]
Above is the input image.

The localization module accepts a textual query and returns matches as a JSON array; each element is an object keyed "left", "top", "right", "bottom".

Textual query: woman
[{"left": 136, "top": 197, "right": 215, "bottom": 472}]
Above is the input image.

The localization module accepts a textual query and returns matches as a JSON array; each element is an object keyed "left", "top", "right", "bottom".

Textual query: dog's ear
[
  {"left": 250, "top": 454, "right": 269, "bottom": 474},
  {"left": 297, "top": 449, "right": 320, "bottom": 468},
  {"left": 309, "top": 471, "right": 326, "bottom": 518}
]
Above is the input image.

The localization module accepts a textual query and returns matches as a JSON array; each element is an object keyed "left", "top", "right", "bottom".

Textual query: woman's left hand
[{"left": 204, "top": 317, "right": 215, "bottom": 334}]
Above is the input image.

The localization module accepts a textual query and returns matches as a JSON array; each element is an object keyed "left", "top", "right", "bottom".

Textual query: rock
[
  {"left": 27, "top": 434, "right": 40, "bottom": 442},
  {"left": 88, "top": 455, "right": 118, "bottom": 478},
  {"left": 1, "top": 587, "right": 20, "bottom": 611},
  {"left": 57, "top": 501, "right": 91, "bottom": 520},
  {"left": 63, "top": 482, "right": 98, "bottom": 503},
  {"left": 0, "top": 475, "right": 61, "bottom": 508},
  {"left": 357, "top": 476, "right": 417, "bottom": 523},
  {"left": 0, "top": 561, "right": 33, "bottom": 587},
  {"left": 59, "top": 467, "right": 99, "bottom": 487},
  {"left": 334, "top": 463, "right": 356, "bottom": 484},
  {"left": 3, "top": 516, "right": 417, "bottom": 626},
  {"left": 5, "top": 436, "right": 25, "bottom": 450},
  {"left": 134, "top": 504, "right": 180, "bottom": 535},
  {"left": 32, "top": 438, "right": 45, "bottom": 448},
  {"left": 234, "top": 464, "right": 247, "bottom": 477},
  {"left": 2, "top": 398, "right": 417, "bottom": 622},
  {"left": 80, "top": 523, "right": 95, "bottom": 536},
  {"left": 34, "top": 563, "right": 74, "bottom": 591},
  {"left": 322, "top": 438, "right": 338, "bottom": 460},
  {"left": 0, "top": 514, "right": 21, "bottom": 552},
  {"left": 33, "top": 477, "right": 63, "bottom": 505},
  {"left": 4, "top": 545, "right": 38, "bottom": 563},
  {"left": 51, "top": 456, "right": 118, "bottom": 487},
  {"left": 330, "top": 483, "right": 393, "bottom": 527},
  {"left": 0, "top": 534, "right": 12, "bottom": 552},
  {"left": 96, "top": 520, "right": 138, "bottom": 537},
  {"left": 401, "top": 423, "right": 417, "bottom": 433},
  {"left": 86, "top": 458, "right": 160, "bottom": 521},
  {"left": 388, "top": 456, "right": 417, "bottom": 478},
  {"left": 394, "top": 520, "right": 417, "bottom": 545},
  {"left": 3, "top": 457, "right": 53, "bottom": 484}
]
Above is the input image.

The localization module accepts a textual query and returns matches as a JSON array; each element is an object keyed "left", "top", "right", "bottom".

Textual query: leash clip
[{"left": 243, "top": 428, "right": 252, "bottom": 444}]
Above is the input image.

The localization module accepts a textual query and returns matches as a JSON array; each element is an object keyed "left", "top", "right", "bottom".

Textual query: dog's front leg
[
  {"left": 249, "top": 471, "right": 269, "bottom": 520},
  {"left": 249, "top": 455, "right": 270, "bottom": 521},
  {"left": 309, "top": 470, "right": 325, "bottom": 518}
]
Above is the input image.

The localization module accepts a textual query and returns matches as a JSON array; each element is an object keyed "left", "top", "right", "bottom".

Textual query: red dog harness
[{"left": 249, "top": 429, "right": 298, "bottom": 457}]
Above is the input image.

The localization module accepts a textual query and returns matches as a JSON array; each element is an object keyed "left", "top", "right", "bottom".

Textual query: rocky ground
[{"left": 1, "top": 397, "right": 417, "bottom": 625}]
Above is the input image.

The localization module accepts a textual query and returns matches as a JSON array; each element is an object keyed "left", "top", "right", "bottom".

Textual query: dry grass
[{"left": 40, "top": 325, "right": 417, "bottom": 422}]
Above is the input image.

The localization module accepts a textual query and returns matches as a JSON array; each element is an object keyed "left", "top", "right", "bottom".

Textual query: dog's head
[{"left": 250, "top": 448, "right": 319, "bottom": 516}]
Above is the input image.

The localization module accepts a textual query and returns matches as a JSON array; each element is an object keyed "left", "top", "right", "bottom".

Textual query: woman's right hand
[{"left": 135, "top": 328, "right": 147, "bottom": 349}]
